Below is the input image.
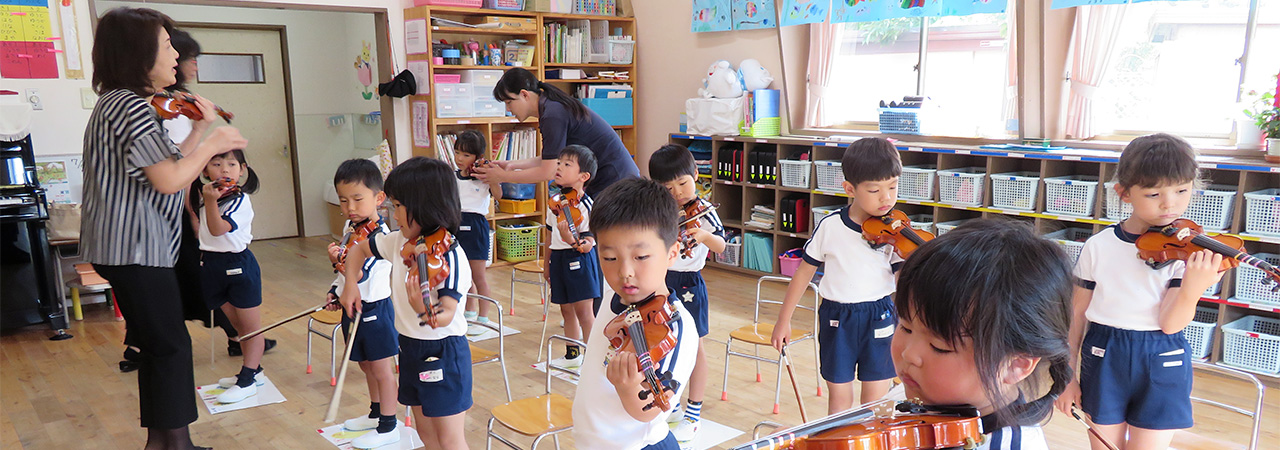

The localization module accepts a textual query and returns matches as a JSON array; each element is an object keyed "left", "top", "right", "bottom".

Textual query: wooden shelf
[
  {"left": 430, "top": 26, "right": 539, "bottom": 35},
  {"left": 435, "top": 117, "right": 538, "bottom": 126},
  {"left": 431, "top": 64, "right": 539, "bottom": 71},
  {"left": 543, "top": 78, "right": 635, "bottom": 83},
  {"left": 421, "top": 6, "right": 537, "bottom": 17},
  {"left": 544, "top": 63, "right": 633, "bottom": 68},
  {"left": 540, "top": 12, "right": 635, "bottom": 21}
]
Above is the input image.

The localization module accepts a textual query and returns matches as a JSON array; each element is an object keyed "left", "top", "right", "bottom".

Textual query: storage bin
[
  {"left": 1233, "top": 252, "right": 1280, "bottom": 307},
  {"left": 460, "top": 69, "right": 504, "bottom": 86},
  {"left": 497, "top": 198, "right": 536, "bottom": 214},
  {"left": 716, "top": 241, "right": 741, "bottom": 266},
  {"left": 580, "top": 98, "right": 633, "bottom": 127},
  {"left": 779, "top": 160, "right": 811, "bottom": 189},
  {"left": 1184, "top": 306, "right": 1218, "bottom": 359},
  {"left": 990, "top": 171, "right": 1040, "bottom": 211},
  {"left": 779, "top": 249, "right": 803, "bottom": 277},
  {"left": 415, "top": 0, "right": 481, "bottom": 6},
  {"left": 495, "top": 219, "right": 539, "bottom": 262},
  {"left": 1244, "top": 188, "right": 1280, "bottom": 237},
  {"left": 483, "top": 0, "right": 524, "bottom": 11},
  {"left": 812, "top": 204, "right": 841, "bottom": 227},
  {"left": 899, "top": 164, "right": 936, "bottom": 201},
  {"left": 1222, "top": 315, "right": 1280, "bottom": 375},
  {"left": 435, "top": 98, "right": 474, "bottom": 118},
  {"left": 1042, "top": 227, "right": 1092, "bottom": 263},
  {"left": 500, "top": 183, "right": 536, "bottom": 200},
  {"left": 1044, "top": 175, "right": 1099, "bottom": 217},
  {"left": 1185, "top": 185, "right": 1237, "bottom": 231},
  {"left": 432, "top": 74, "right": 461, "bottom": 84},
  {"left": 607, "top": 39, "right": 634, "bottom": 64},
  {"left": 908, "top": 214, "right": 934, "bottom": 235},
  {"left": 937, "top": 167, "right": 986, "bottom": 207},
  {"left": 435, "top": 83, "right": 473, "bottom": 99},
  {"left": 473, "top": 99, "right": 506, "bottom": 117},
  {"left": 935, "top": 219, "right": 970, "bottom": 236},
  {"left": 1103, "top": 181, "right": 1132, "bottom": 221},
  {"left": 814, "top": 160, "right": 844, "bottom": 193}
]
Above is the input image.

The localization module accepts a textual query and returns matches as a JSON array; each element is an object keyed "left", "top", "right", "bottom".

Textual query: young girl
[
  {"left": 1056, "top": 133, "right": 1223, "bottom": 450},
  {"left": 339, "top": 156, "right": 473, "bottom": 450},
  {"left": 451, "top": 130, "right": 502, "bottom": 336},
  {"left": 197, "top": 149, "right": 265, "bottom": 405}
]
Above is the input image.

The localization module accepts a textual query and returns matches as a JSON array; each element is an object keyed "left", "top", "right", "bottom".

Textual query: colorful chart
[{"left": 1, "top": 1, "right": 58, "bottom": 79}]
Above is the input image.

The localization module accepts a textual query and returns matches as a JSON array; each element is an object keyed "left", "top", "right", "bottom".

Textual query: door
[{"left": 186, "top": 26, "right": 299, "bottom": 239}]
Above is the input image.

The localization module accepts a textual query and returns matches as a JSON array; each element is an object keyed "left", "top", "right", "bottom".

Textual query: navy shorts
[
  {"left": 341, "top": 297, "right": 399, "bottom": 362},
  {"left": 666, "top": 270, "right": 709, "bottom": 337},
  {"left": 457, "top": 212, "right": 491, "bottom": 262},
  {"left": 1079, "top": 322, "right": 1193, "bottom": 430},
  {"left": 817, "top": 296, "right": 896, "bottom": 384},
  {"left": 549, "top": 248, "right": 602, "bottom": 305},
  {"left": 398, "top": 334, "right": 472, "bottom": 417},
  {"left": 200, "top": 249, "right": 262, "bottom": 309},
  {"left": 642, "top": 432, "right": 679, "bottom": 450}
]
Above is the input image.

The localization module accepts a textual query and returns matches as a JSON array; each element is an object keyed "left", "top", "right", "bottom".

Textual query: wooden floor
[{"left": 2, "top": 237, "right": 1276, "bottom": 449}]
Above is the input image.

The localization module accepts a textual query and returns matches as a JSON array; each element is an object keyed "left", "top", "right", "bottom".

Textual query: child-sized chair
[
  {"left": 721, "top": 275, "right": 822, "bottom": 415},
  {"left": 467, "top": 293, "right": 512, "bottom": 402},
  {"left": 1168, "top": 361, "right": 1266, "bottom": 450},
  {"left": 306, "top": 309, "right": 343, "bottom": 386},
  {"left": 486, "top": 335, "right": 581, "bottom": 450},
  {"left": 67, "top": 263, "right": 119, "bottom": 321}
]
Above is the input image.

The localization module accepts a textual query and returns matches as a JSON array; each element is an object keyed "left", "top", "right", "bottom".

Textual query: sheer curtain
[
  {"left": 804, "top": 22, "right": 843, "bottom": 128},
  {"left": 1063, "top": 5, "right": 1127, "bottom": 139}
]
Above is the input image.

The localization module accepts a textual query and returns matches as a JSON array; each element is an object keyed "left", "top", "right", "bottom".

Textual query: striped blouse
[{"left": 81, "top": 89, "right": 185, "bottom": 267}]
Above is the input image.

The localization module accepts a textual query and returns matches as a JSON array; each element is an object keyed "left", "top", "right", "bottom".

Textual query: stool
[
  {"left": 509, "top": 260, "right": 547, "bottom": 318},
  {"left": 306, "top": 309, "right": 343, "bottom": 386},
  {"left": 68, "top": 263, "right": 119, "bottom": 321}
]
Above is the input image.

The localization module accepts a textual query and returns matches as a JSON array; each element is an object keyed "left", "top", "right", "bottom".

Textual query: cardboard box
[{"left": 477, "top": 16, "right": 538, "bottom": 32}]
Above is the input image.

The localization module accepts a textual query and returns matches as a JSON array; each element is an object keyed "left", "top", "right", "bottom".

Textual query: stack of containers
[
  {"left": 462, "top": 70, "right": 506, "bottom": 118},
  {"left": 435, "top": 82, "right": 474, "bottom": 118}
]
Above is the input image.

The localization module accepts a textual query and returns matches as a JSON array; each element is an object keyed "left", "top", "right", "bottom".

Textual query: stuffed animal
[
  {"left": 738, "top": 59, "right": 774, "bottom": 91},
  {"left": 699, "top": 60, "right": 744, "bottom": 99}
]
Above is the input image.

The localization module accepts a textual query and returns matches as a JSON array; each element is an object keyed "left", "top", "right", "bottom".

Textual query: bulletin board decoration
[
  {"left": 732, "top": 0, "right": 777, "bottom": 30},
  {"left": 779, "top": 0, "right": 830, "bottom": 27},
  {"left": 691, "top": 0, "right": 732, "bottom": 33},
  {"left": 1, "top": 0, "right": 58, "bottom": 79},
  {"left": 832, "top": 0, "right": 1006, "bottom": 24},
  {"left": 56, "top": 0, "right": 82, "bottom": 79}
]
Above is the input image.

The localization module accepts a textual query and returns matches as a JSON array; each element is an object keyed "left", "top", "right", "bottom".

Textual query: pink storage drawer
[
  {"left": 433, "top": 74, "right": 461, "bottom": 84},
  {"left": 414, "top": 0, "right": 482, "bottom": 7}
]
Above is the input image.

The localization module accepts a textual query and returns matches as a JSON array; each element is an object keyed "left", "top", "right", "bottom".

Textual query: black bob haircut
[
  {"left": 334, "top": 158, "right": 384, "bottom": 192},
  {"left": 559, "top": 144, "right": 598, "bottom": 180},
  {"left": 841, "top": 137, "right": 902, "bottom": 186},
  {"left": 589, "top": 178, "right": 679, "bottom": 248},
  {"left": 168, "top": 28, "right": 200, "bottom": 92},
  {"left": 895, "top": 218, "right": 1074, "bottom": 429},
  {"left": 648, "top": 144, "right": 698, "bottom": 183},
  {"left": 454, "top": 130, "right": 487, "bottom": 158},
  {"left": 92, "top": 7, "right": 176, "bottom": 96},
  {"left": 384, "top": 157, "right": 460, "bottom": 234}
]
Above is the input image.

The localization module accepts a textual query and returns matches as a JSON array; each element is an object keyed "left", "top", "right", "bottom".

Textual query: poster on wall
[
  {"left": 1, "top": 0, "right": 59, "bottom": 79},
  {"left": 691, "top": 0, "right": 732, "bottom": 33},
  {"left": 732, "top": 0, "right": 777, "bottom": 30},
  {"left": 412, "top": 101, "right": 431, "bottom": 148},
  {"left": 780, "top": 0, "right": 830, "bottom": 27},
  {"left": 832, "top": 0, "right": 1007, "bottom": 23}
]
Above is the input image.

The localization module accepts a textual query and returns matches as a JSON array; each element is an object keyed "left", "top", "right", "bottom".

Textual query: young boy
[
  {"left": 573, "top": 178, "right": 699, "bottom": 450},
  {"left": 324, "top": 159, "right": 401, "bottom": 449},
  {"left": 648, "top": 144, "right": 726, "bottom": 444},
  {"left": 546, "top": 145, "right": 604, "bottom": 369},
  {"left": 771, "top": 137, "right": 903, "bottom": 415}
]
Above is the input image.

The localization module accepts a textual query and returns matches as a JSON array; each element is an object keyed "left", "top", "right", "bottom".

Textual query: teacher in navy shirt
[{"left": 476, "top": 68, "right": 640, "bottom": 197}]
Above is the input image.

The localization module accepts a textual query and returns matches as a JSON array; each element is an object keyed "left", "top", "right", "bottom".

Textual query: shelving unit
[{"left": 674, "top": 132, "right": 1280, "bottom": 385}]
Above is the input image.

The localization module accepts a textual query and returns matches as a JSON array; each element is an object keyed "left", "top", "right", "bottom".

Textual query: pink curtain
[
  {"left": 805, "top": 22, "right": 842, "bottom": 128},
  {"left": 1003, "top": 0, "right": 1019, "bottom": 136},
  {"left": 1064, "top": 5, "right": 1127, "bottom": 139}
]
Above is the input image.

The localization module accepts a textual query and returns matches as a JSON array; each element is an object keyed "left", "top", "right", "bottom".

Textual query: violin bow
[
  {"left": 232, "top": 300, "right": 334, "bottom": 342},
  {"left": 781, "top": 348, "right": 808, "bottom": 423},
  {"left": 324, "top": 308, "right": 362, "bottom": 423},
  {"left": 1070, "top": 405, "right": 1119, "bottom": 450}
]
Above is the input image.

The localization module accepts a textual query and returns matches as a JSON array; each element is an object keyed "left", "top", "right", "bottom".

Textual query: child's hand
[
  {"left": 1183, "top": 249, "right": 1226, "bottom": 294},
  {"left": 327, "top": 242, "right": 342, "bottom": 264},
  {"left": 405, "top": 271, "right": 426, "bottom": 317},
  {"left": 201, "top": 182, "right": 223, "bottom": 202},
  {"left": 324, "top": 293, "right": 340, "bottom": 311},
  {"left": 686, "top": 228, "right": 711, "bottom": 244},
  {"left": 575, "top": 237, "right": 594, "bottom": 253},
  {"left": 770, "top": 320, "right": 791, "bottom": 352},
  {"left": 555, "top": 219, "right": 573, "bottom": 241},
  {"left": 606, "top": 350, "right": 644, "bottom": 391},
  {"left": 340, "top": 292, "right": 361, "bottom": 319},
  {"left": 1055, "top": 380, "right": 1081, "bottom": 415}
]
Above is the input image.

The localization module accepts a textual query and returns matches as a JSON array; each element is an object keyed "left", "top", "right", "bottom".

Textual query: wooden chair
[
  {"left": 721, "top": 275, "right": 822, "bottom": 415},
  {"left": 1168, "top": 361, "right": 1265, "bottom": 450},
  {"left": 486, "top": 334, "right": 581, "bottom": 450},
  {"left": 67, "top": 263, "right": 118, "bottom": 321},
  {"left": 468, "top": 293, "right": 512, "bottom": 402},
  {"left": 306, "top": 309, "right": 343, "bottom": 386}
]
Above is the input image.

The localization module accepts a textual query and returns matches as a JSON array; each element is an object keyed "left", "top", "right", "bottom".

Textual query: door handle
[{"left": 281, "top": 145, "right": 290, "bottom": 158}]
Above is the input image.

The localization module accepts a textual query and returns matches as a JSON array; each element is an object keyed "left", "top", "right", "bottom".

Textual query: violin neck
[
  {"left": 1188, "top": 234, "right": 1245, "bottom": 262},
  {"left": 901, "top": 227, "right": 927, "bottom": 246}
]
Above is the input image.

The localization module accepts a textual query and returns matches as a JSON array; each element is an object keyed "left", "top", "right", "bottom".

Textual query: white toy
[
  {"left": 738, "top": 58, "right": 774, "bottom": 91},
  {"left": 699, "top": 60, "right": 744, "bottom": 99}
]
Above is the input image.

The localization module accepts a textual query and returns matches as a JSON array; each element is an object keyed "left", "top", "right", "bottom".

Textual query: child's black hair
[
  {"left": 590, "top": 178, "right": 678, "bottom": 248},
  {"left": 168, "top": 28, "right": 200, "bottom": 92},
  {"left": 492, "top": 68, "right": 589, "bottom": 121},
  {"left": 841, "top": 137, "right": 902, "bottom": 185},
  {"left": 334, "top": 158, "right": 383, "bottom": 192},
  {"left": 1115, "top": 133, "right": 1200, "bottom": 189},
  {"left": 895, "top": 218, "right": 1074, "bottom": 428},
  {"left": 454, "top": 130, "right": 487, "bottom": 159},
  {"left": 384, "top": 157, "right": 460, "bottom": 234},
  {"left": 648, "top": 144, "right": 698, "bottom": 183},
  {"left": 559, "top": 144, "right": 598, "bottom": 182},
  {"left": 190, "top": 149, "right": 260, "bottom": 208}
]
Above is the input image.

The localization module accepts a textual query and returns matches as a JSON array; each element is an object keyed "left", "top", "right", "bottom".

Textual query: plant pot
[
  {"left": 1267, "top": 138, "right": 1280, "bottom": 163},
  {"left": 1237, "top": 118, "right": 1264, "bottom": 149}
]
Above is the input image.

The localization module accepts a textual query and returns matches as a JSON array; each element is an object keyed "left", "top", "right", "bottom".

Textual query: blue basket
[
  {"left": 878, "top": 107, "right": 924, "bottom": 135},
  {"left": 501, "top": 183, "right": 536, "bottom": 200}
]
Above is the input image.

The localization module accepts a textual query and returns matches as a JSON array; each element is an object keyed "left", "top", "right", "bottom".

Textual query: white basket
[
  {"left": 1184, "top": 185, "right": 1237, "bottom": 231},
  {"left": 1042, "top": 227, "right": 1093, "bottom": 263},
  {"left": 1184, "top": 306, "right": 1218, "bottom": 359},
  {"left": 1103, "top": 181, "right": 1132, "bottom": 221},
  {"left": 1243, "top": 189, "right": 1280, "bottom": 237},
  {"left": 779, "top": 160, "right": 812, "bottom": 189},
  {"left": 990, "top": 171, "right": 1040, "bottom": 211},
  {"left": 937, "top": 167, "right": 987, "bottom": 207},
  {"left": 908, "top": 214, "right": 934, "bottom": 235},
  {"left": 1233, "top": 252, "right": 1280, "bottom": 307},
  {"left": 1044, "top": 175, "right": 1099, "bottom": 217},
  {"left": 812, "top": 204, "right": 842, "bottom": 228},
  {"left": 1222, "top": 315, "right": 1280, "bottom": 375},
  {"left": 899, "top": 164, "right": 937, "bottom": 201},
  {"left": 935, "top": 219, "right": 970, "bottom": 236},
  {"left": 716, "top": 242, "right": 741, "bottom": 266},
  {"left": 814, "top": 161, "right": 844, "bottom": 193}
]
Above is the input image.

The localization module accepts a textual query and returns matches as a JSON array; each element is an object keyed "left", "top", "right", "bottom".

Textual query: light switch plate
[
  {"left": 80, "top": 88, "right": 98, "bottom": 109},
  {"left": 25, "top": 88, "right": 42, "bottom": 110}
]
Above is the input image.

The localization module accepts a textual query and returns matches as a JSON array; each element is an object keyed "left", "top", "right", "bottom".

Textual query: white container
[
  {"left": 460, "top": 70, "right": 503, "bottom": 86},
  {"left": 1184, "top": 184, "right": 1237, "bottom": 232},
  {"left": 812, "top": 204, "right": 841, "bottom": 227},
  {"left": 435, "top": 82, "right": 474, "bottom": 99},
  {"left": 1232, "top": 252, "right": 1280, "bottom": 307},
  {"left": 1222, "top": 315, "right": 1280, "bottom": 375},
  {"left": 990, "top": 171, "right": 1040, "bottom": 211},
  {"left": 908, "top": 214, "right": 934, "bottom": 235},
  {"left": 779, "top": 160, "right": 812, "bottom": 189},
  {"left": 1044, "top": 175, "right": 1099, "bottom": 217},
  {"left": 716, "top": 242, "right": 741, "bottom": 266},
  {"left": 435, "top": 98, "right": 474, "bottom": 118},
  {"left": 1184, "top": 306, "right": 1218, "bottom": 359},
  {"left": 607, "top": 39, "right": 634, "bottom": 64},
  {"left": 1103, "top": 181, "right": 1132, "bottom": 222},
  {"left": 899, "top": 164, "right": 936, "bottom": 201},
  {"left": 1244, "top": 188, "right": 1280, "bottom": 237},
  {"left": 936, "top": 167, "right": 987, "bottom": 207},
  {"left": 1042, "top": 227, "right": 1092, "bottom": 263},
  {"left": 935, "top": 219, "right": 970, "bottom": 236},
  {"left": 473, "top": 99, "right": 506, "bottom": 118},
  {"left": 814, "top": 161, "right": 845, "bottom": 193}
]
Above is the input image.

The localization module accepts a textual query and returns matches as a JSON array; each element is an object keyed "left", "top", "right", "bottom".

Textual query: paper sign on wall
[
  {"left": 412, "top": 101, "right": 431, "bottom": 148},
  {"left": 406, "top": 60, "right": 430, "bottom": 95},
  {"left": 405, "top": 19, "right": 428, "bottom": 55},
  {"left": 732, "top": 0, "right": 776, "bottom": 30},
  {"left": 1, "top": 1, "right": 58, "bottom": 79},
  {"left": 691, "top": 0, "right": 732, "bottom": 33},
  {"left": 779, "top": 0, "right": 829, "bottom": 27}
]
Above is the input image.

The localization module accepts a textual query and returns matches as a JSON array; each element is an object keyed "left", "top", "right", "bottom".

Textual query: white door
[{"left": 187, "top": 26, "right": 299, "bottom": 239}]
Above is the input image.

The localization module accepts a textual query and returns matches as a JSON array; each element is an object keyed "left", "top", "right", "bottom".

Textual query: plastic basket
[
  {"left": 779, "top": 249, "right": 803, "bottom": 277},
  {"left": 1042, "top": 227, "right": 1092, "bottom": 263},
  {"left": 1183, "top": 185, "right": 1237, "bottom": 231},
  {"left": 814, "top": 161, "right": 844, "bottom": 193},
  {"left": 1233, "top": 252, "right": 1280, "bottom": 306},
  {"left": 908, "top": 214, "right": 934, "bottom": 235},
  {"left": 878, "top": 107, "right": 925, "bottom": 135},
  {"left": 937, "top": 167, "right": 987, "bottom": 207},
  {"left": 500, "top": 183, "right": 536, "bottom": 200},
  {"left": 1103, "top": 181, "right": 1132, "bottom": 221},
  {"left": 483, "top": 0, "right": 524, "bottom": 9},
  {"left": 935, "top": 219, "right": 970, "bottom": 236},
  {"left": 812, "top": 205, "right": 841, "bottom": 228},
  {"left": 1222, "top": 315, "right": 1280, "bottom": 375},
  {"left": 899, "top": 164, "right": 936, "bottom": 201},
  {"left": 1044, "top": 175, "right": 1099, "bottom": 217},
  {"left": 1184, "top": 306, "right": 1219, "bottom": 359},
  {"left": 779, "top": 160, "right": 812, "bottom": 189},
  {"left": 495, "top": 220, "right": 539, "bottom": 263},
  {"left": 990, "top": 171, "right": 1040, "bottom": 211},
  {"left": 716, "top": 242, "right": 741, "bottom": 266},
  {"left": 1244, "top": 188, "right": 1280, "bottom": 237}
]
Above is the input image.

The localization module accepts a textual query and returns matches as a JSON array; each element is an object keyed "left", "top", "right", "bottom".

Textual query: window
[{"left": 196, "top": 53, "right": 266, "bottom": 84}]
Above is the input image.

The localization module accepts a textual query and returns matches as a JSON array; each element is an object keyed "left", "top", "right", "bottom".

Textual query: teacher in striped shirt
[{"left": 81, "top": 8, "right": 246, "bottom": 449}]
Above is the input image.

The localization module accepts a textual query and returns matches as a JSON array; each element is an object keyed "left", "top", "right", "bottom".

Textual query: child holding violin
[
  {"left": 771, "top": 137, "right": 903, "bottom": 415},
  {"left": 1055, "top": 133, "right": 1225, "bottom": 450},
  {"left": 573, "top": 178, "right": 699, "bottom": 450},
  {"left": 648, "top": 144, "right": 727, "bottom": 444},
  {"left": 451, "top": 130, "right": 503, "bottom": 336},
  {"left": 338, "top": 157, "right": 473, "bottom": 450},
  {"left": 545, "top": 144, "right": 604, "bottom": 369}
]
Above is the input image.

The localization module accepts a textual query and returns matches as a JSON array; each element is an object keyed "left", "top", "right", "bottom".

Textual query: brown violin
[
  {"left": 1136, "top": 219, "right": 1280, "bottom": 292},
  {"left": 604, "top": 293, "right": 682, "bottom": 412},
  {"left": 401, "top": 227, "right": 456, "bottom": 328},
  {"left": 678, "top": 199, "right": 717, "bottom": 259},
  {"left": 862, "top": 210, "right": 936, "bottom": 259},
  {"left": 551, "top": 186, "right": 588, "bottom": 250},
  {"left": 209, "top": 177, "right": 241, "bottom": 199},
  {"left": 334, "top": 219, "right": 380, "bottom": 274},
  {"left": 151, "top": 90, "right": 234, "bottom": 123},
  {"left": 732, "top": 400, "right": 985, "bottom": 450}
]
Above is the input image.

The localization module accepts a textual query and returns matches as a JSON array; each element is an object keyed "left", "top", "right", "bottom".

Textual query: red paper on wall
[{"left": 1, "top": 41, "right": 57, "bottom": 78}]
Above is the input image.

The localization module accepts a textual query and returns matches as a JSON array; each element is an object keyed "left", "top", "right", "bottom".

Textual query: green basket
[
  {"left": 740, "top": 117, "right": 781, "bottom": 137},
  {"left": 496, "top": 219, "right": 540, "bottom": 262}
]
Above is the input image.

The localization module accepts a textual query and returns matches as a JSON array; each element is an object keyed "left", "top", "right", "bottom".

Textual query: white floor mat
[
  {"left": 529, "top": 361, "right": 580, "bottom": 385},
  {"left": 316, "top": 419, "right": 424, "bottom": 450},
  {"left": 465, "top": 323, "right": 521, "bottom": 342},
  {"left": 196, "top": 374, "right": 286, "bottom": 414},
  {"left": 675, "top": 418, "right": 745, "bottom": 450}
]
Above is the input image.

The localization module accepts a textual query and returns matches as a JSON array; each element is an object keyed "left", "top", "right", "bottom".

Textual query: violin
[
  {"left": 551, "top": 186, "right": 588, "bottom": 250},
  {"left": 210, "top": 177, "right": 241, "bottom": 199},
  {"left": 732, "top": 399, "right": 985, "bottom": 450},
  {"left": 401, "top": 227, "right": 456, "bottom": 328},
  {"left": 603, "top": 293, "right": 682, "bottom": 412},
  {"left": 151, "top": 90, "right": 235, "bottom": 123},
  {"left": 1136, "top": 219, "right": 1280, "bottom": 291},
  {"left": 471, "top": 158, "right": 492, "bottom": 172},
  {"left": 678, "top": 199, "right": 717, "bottom": 259},
  {"left": 334, "top": 219, "right": 380, "bottom": 273},
  {"left": 862, "top": 210, "right": 936, "bottom": 259}
]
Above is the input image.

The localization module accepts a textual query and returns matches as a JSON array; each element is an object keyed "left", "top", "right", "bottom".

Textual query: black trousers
[{"left": 95, "top": 264, "right": 198, "bottom": 429}]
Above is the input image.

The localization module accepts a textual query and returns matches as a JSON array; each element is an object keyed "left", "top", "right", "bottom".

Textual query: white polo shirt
[
  {"left": 573, "top": 293, "right": 699, "bottom": 450},
  {"left": 803, "top": 206, "right": 903, "bottom": 303},
  {"left": 548, "top": 192, "right": 593, "bottom": 251},
  {"left": 670, "top": 200, "right": 726, "bottom": 273},
  {"left": 369, "top": 229, "right": 472, "bottom": 341},
  {"left": 456, "top": 171, "right": 492, "bottom": 215},
  {"left": 331, "top": 219, "right": 393, "bottom": 303},
  {"left": 1075, "top": 225, "right": 1185, "bottom": 331},
  {"left": 198, "top": 193, "right": 253, "bottom": 253},
  {"left": 880, "top": 385, "right": 1050, "bottom": 450}
]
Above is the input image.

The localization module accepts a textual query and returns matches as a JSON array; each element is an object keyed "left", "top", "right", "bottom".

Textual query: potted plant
[{"left": 1243, "top": 73, "right": 1280, "bottom": 162}]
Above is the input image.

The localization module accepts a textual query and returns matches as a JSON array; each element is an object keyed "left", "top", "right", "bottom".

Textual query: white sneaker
[
  {"left": 351, "top": 425, "right": 401, "bottom": 449},
  {"left": 467, "top": 317, "right": 492, "bottom": 336},
  {"left": 216, "top": 383, "right": 257, "bottom": 404},
  {"left": 343, "top": 416, "right": 379, "bottom": 431},
  {"left": 672, "top": 418, "right": 700, "bottom": 444},
  {"left": 217, "top": 369, "right": 265, "bottom": 388},
  {"left": 549, "top": 354, "right": 583, "bottom": 370},
  {"left": 666, "top": 401, "right": 684, "bottom": 424}
]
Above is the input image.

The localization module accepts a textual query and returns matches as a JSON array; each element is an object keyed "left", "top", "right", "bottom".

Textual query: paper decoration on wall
[
  {"left": 732, "top": 0, "right": 777, "bottom": 30},
  {"left": 55, "top": 0, "right": 82, "bottom": 79},
  {"left": 412, "top": 101, "right": 431, "bottom": 148},
  {"left": 1, "top": 0, "right": 58, "bottom": 79},
  {"left": 832, "top": 0, "right": 1007, "bottom": 23},
  {"left": 691, "top": 0, "right": 732, "bottom": 33},
  {"left": 354, "top": 41, "right": 374, "bottom": 100},
  {"left": 780, "top": 0, "right": 830, "bottom": 27},
  {"left": 1051, "top": 0, "right": 1191, "bottom": 8}
]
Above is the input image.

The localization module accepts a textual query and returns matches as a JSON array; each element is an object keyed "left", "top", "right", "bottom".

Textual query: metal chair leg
[
  {"left": 329, "top": 323, "right": 339, "bottom": 386},
  {"left": 721, "top": 338, "right": 733, "bottom": 401},
  {"left": 772, "top": 349, "right": 785, "bottom": 414},
  {"left": 306, "top": 317, "right": 314, "bottom": 374}
]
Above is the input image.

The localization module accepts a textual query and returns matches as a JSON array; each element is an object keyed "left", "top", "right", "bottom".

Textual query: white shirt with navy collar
[
  {"left": 548, "top": 192, "right": 594, "bottom": 251},
  {"left": 198, "top": 193, "right": 253, "bottom": 253},
  {"left": 330, "top": 218, "right": 393, "bottom": 304},
  {"left": 456, "top": 170, "right": 492, "bottom": 215},
  {"left": 1075, "top": 225, "right": 1185, "bottom": 331},
  {"left": 803, "top": 205, "right": 903, "bottom": 304},
  {"left": 368, "top": 229, "right": 472, "bottom": 341}
]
